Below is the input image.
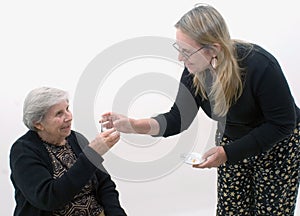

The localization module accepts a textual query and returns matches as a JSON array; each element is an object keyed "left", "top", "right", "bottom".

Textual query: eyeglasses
[{"left": 172, "top": 42, "right": 206, "bottom": 60}]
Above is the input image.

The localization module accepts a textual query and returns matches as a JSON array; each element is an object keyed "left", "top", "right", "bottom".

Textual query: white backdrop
[{"left": 1, "top": 0, "right": 299, "bottom": 215}]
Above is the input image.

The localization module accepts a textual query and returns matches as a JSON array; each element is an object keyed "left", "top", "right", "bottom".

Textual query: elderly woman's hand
[{"left": 89, "top": 128, "right": 120, "bottom": 156}]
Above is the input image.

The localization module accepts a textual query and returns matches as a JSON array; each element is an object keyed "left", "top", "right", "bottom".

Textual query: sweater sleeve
[
  {"left": 152, "top": 69, "right": 200, "bottom": 137},
  {"left": 94, "top": 171, "right": 127, "bottom": 216},
  {"left": 10, "top": 139, "right": 100, "bottom": 211},
  {"left": 74, "top": 131, "right": 126, "bottom": 215},
  {"left": 223, "top": 60, "right": 297, "bottom": 163}
]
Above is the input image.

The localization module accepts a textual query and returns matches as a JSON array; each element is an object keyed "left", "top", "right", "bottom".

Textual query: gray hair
[{"left": 23, "top": 87, "right": 69, "bottom": 131}]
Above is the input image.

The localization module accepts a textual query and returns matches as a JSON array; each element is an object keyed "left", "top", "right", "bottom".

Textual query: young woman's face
[
  {"left": 175, "top": 29, "right": 212, "bottom": 74},
  {"left": 36, "top": 100, "right": 72, "bottom": 144}
]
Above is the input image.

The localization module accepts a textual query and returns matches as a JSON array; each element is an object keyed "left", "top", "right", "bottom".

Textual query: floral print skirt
[{"left": 217, "top": 123, "right": 300, "bottom": 216}]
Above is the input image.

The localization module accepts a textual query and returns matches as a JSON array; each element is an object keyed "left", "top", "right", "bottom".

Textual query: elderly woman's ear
[{"left": 33, "top": 122, "right": 43, "bottom": 131}]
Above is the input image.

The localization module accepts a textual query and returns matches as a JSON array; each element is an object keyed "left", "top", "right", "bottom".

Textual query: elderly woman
[{"left": 9, "top": 87, "right": 127, "bottom": 216}]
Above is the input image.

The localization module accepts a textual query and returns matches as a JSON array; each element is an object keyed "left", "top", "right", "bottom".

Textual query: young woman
[{"left": 101, "top": 4, "right": 300, "bottom": 215}]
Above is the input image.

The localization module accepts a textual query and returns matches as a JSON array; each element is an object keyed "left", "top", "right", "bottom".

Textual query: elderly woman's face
[{"left": 37, "top": 100, "right": 72, "bottom": 142}]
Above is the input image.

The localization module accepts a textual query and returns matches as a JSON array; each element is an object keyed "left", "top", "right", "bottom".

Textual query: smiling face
[
  {"left": 175, "top": 28, "right": 213, "bottom": 74},
  {"left": 34, "top": 100, "right": 72, "bottom": 145}
]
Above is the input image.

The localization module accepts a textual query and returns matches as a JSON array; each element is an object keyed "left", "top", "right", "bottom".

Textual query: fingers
[
  {"left": 99, "top": 112, "right": 112, "bottom": 123},
  {"left": 99, "top": 112, "right": 114, "bottom": 123},
  {"left": 201, "top": 147, "right": 216, "bottom": 159},
  {"left": 100, "top": 112, "right": 121, "bottom": 122},
  {"left": 193, "top": 157, "right": 214, "bottom": 169},
  {"left": 192, "top": 147, "right": 227, "bottom": 169},
  {"left": 101, "top": 128, "right": 120, "bottom": 141},
  {"left": 100, "top": 120, "right": 114, "bottom": 131},
  {"left": 101, "top": 111, "right": 112, "bottom": 118},
  {"left": 89, "top": 127, "right": 121, "bottom": 156}
]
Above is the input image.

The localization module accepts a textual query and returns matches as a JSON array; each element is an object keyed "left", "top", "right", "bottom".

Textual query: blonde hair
[{"left": 175, "top": 4, "right": 244, "bottom": 117}]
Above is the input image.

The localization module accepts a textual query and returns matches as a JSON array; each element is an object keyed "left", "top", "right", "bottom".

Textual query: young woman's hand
[
  {"left": 100, "top": 112, "right": 160, "bottom": 135},
  {"left": 193, "top": 146, "right": 227, "bottom": 169},
  {"left": 100, "top": 112, "right": 136, "bottom": 133}
]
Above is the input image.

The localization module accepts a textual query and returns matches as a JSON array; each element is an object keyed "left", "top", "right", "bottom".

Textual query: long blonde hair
[{"left": 175, "top": 4, "right": 243, "bottom": 117}]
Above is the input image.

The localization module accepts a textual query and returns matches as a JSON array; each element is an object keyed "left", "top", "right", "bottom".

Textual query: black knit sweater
[
  {"left": 153, "top": 43, "right": 300, "bottom": 163},
  {"left": 10, "top": 130, "right": 127, "bottom": 216}
]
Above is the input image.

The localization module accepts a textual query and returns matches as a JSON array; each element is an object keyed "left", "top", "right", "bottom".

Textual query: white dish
[{"left": 181, "top": 152, "right": 205, "bottom": 165}]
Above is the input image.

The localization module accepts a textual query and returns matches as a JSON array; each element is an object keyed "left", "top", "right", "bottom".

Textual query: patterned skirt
[{"left": 216, "top": 122, "right": 300, "bottom": 216}]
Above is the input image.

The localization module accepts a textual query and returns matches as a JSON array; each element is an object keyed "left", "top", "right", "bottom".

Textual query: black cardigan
[
  {"left": 153, "top": 43, "right": 300, "bottom": 163},
  {"left": 9, "top": 130, "right": 127, "bottom": 216}
]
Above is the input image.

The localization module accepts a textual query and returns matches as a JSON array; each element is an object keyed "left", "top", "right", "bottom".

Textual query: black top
[
  {"left": 153, "top": 43, "right": 300, "bottom": 163},
  {"left": 43, "top": 141, "right": 103, "bottom": 215},
  {"left": 9, "top": 130, "right": 127, "bottom": 216}
]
